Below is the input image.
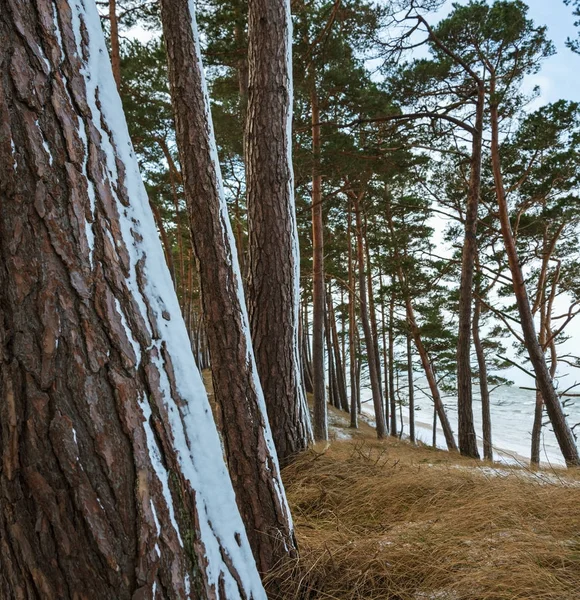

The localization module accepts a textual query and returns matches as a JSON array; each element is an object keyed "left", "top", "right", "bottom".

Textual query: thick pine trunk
[
  {"left": 311, "top": 87, "right": 327, "bottom": 441},
  {"left": 353, "top": 194, "right": 386, "bottom": 438},
  {"left": 489, "top": 84, "right": 580, "bottom": 467},
  {"left": 160, "top": 0, "right": 297, "bottom": 575},
  {"left": 456, "top": 91, "right": 484, "bottom": 459},
  {"left": 245, "top": 0, "right": 312, "bottom": 463},
  {"left": 0, "top": 2, "right": 265, "bottom": 598}
]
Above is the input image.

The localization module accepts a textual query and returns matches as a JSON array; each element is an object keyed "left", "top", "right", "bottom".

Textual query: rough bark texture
[
  {"left": 0, "top": 1, "right": 266, "bottom": 598},
  {"left": 456, "top": 89, "right": 484, "bottom": 459},
  {"left": 311, "top": 88, "right": 327, "bottom": 441},
  {"left": 245, "top": 0, "right": 312, "bottom": 463},
  {"left": 490, "top": 85, "right": 580, "bottom": 467},
  {"left": 160, "top": 0, "right": 297, "bottom": 576}
]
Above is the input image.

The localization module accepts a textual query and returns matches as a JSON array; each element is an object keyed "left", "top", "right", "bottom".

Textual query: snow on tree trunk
[
  {"left": 158, "top": 0, "right": 297, "bottom": 577},
  {"left": 245, "top": 0, "right": 313, "bottom": 465},
  {"left": 0, "top": 1, "right": 265, "bottom": 598}
]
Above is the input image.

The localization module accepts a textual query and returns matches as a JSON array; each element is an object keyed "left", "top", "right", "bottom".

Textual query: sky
[
  {"left": 433, "top": 0, "right": 580, "bottom": 106},
  {"left": 396, "top": 0, "right": 580, "bottom": 389}
]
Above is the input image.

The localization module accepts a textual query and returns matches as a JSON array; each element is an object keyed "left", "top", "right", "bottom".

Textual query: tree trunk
[
  {"left": 302, "top": 300, "right": 314, "bottom": 394},
  {"left": 364, "top": 214, "right": 384, "bottom": 408},
  {"left": 407, "top": 331, "right": 416, "bottom": 444},
  {"left": 311, "top": 86, "right": 327, "bottom": 441},
  {"left": 489, "top": 80, "right": 580, "bottom": 466},
  {"left": 473, "top": 295, "right": 492, "bottom": 461},
  {"left": 388, "top": 293, "right": 397, "bottom": 437},
  {"left": 0, "top": 2, "right": 266, "bottom": 597},
  {"left": 456, "top": 89, "right": 484, "bottom": 460},
  {"left": 353, "top": 194, "right": 386, "bottom": 438},
  {"left": 160, "top": 0, "right": 297, "bottom": 575},
  {"left": 348, "top": 201, "right": 358, "bottom": 428},
  {"left": 403, "top": 295, "right": 458, "bottom": 452},
  {"left": 381, "top": 299, "right": 391, "bottom": 433},
  {"left": 245, "top": 0, "right": 312, "bottom": 462},
  {"left": 109, "top": 0, "right": 121, "bottom": 90},
  {"left": 328, "top": 287, "right": 349, "bottom": 412}
]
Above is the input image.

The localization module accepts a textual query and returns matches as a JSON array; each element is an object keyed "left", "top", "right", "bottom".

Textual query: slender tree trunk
[
  {"left": 0, "top": 2, "right": 266, "bottom": 597},
  {"left": 160, "top": 0, "right": 297, "bottom": 575},
  {"left": 348, "top": 201, "right": 358, "bottom": 428},
  {"left": 403, "top": 295, "right": 458, "bottom": 451},
  {"left": 381, "top": 297, "right": 391, "bottom": 432},
  {"left": 407, "top": 331, "right": 416, "bottom": 444},
  {"left": 324, "top": 298, "right": 338, "bottom": 408},
  {"left": 302, "top": 299, "right": 314, "bottom": 394},
  {"left": 389, "top": 293, "right": 397, "bottom": 437},
  {"left": 364, "top": 214, "right": 383, "bottom": 407},
  {"left": 353, "top": 193, "right": 386, "bottom": 438},
  {"left": 473, "top": 295, "right": 492, "bottom": 461},
  {"left": 109, "top": 0, "right": 121, "bottom": 90},
  {"left": 149, "top": 198, "right": 176, "bottom": 284},
  {"left": 456, "top": 90, "right": 484, "bottom": 459},
  {"left": 328, "top": 287, "right": 349, "bottom": 412},
  {"left": 311, "top": 86, "right": 327, "bottom": 441},
  {"left": 489, "top": 80, "right": 580, "bottom": 466},
  {"left": 245, "top": 0, "right": 312, "bottom": 461}
]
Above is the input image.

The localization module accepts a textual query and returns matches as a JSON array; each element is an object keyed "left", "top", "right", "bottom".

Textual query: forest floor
[{"left": 271, "top": 402, "right": 580, "bottom": 600}]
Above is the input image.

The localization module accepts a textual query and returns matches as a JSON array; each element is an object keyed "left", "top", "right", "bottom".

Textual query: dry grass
[{"left": 269, "top": 405, "right": 580, "bottom": 600}]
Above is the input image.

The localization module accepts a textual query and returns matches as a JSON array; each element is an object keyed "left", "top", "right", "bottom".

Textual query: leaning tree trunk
[
  {"left": 0, "top": 2, "right": 265, "bottom": 598},
  {"left": 473, "top": 295, "right": 493, "bottom": 461},
  {"left": 489, "top": 82, "right": 580, "bottom": 467},
  {"left": 456, "top": 89, "right": 484, "bottom": 459},
  {"left": 159, "top": 0, "right": 297, "bottom": 576},
  {"left": 245, "top": 0, "right": 312, "bottom": 462},
  {"left": 353, "top": 193, "right": 386, "bottom": 438}
]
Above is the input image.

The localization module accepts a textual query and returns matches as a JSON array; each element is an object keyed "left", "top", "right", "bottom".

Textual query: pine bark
[
  {"left": 353, "top": 194, "right": 386, "bottom": 438},
  {"left": 0, "top": 1, "right": 265, "bottom": 598},
  {"left": 489, "top": 79, "right": 580, "bottom": 467},
  {"left": 473, "top": 295, "right": 492, "bottom": 461},
  {"left": 159, "top": 0, "right": 297, "bottom": 575},
  {"left": 407, "top": 332, "right": 416, "bottom": 444},
  {"left": 347, "top": 199, "right": 358, "bottom": 428},
  {"left": 245, "top": 0, "right": 312, "bottom": 462},
  {"left": 388, "top": 294, "right": 397, "bottom": 437},
  {"left": 108, "top": 0, "right": 121, "bottom": 90},
  {"left": 456, "top": 89, "right": 484, "bottom": 459},
  {"left": 311, "top": 87, "right": 327, "bottom": 441}
]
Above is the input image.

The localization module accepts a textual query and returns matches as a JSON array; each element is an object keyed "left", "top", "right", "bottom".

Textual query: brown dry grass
[{"left": 269, "top": 405, "right": 580, "bottom": 600}]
